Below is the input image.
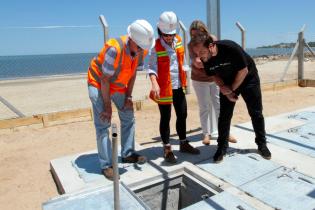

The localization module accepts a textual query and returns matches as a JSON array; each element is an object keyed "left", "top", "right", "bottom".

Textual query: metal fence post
[
  {"left": 236, "top": 21, "right": 246, "bottom": 50},
  {"left": 111, "top": 123, "right": 120, "bottom": 210},
  {"left": 298, "top": 25, "right": 306, "bottom": 80},
  {"left": 99, "top": 15, "right": 109, "bottom": 44},
  {"left": 207, "top": 0, "right": 221, "bottom": 39},
  {"left": 179, "top": 20, "right": 191, "bottom": 94}
]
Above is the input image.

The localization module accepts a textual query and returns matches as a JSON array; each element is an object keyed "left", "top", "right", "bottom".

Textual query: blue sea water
[
  {"left": 0, "top": 47, "right": 314, "bottom": 80},
  {"left": 0, "top": 53, "right": 95, "bottom": 80}
]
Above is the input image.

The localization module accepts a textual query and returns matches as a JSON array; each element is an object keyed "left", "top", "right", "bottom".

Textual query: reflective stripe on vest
[
  {"left": 150, "top": 35, "right": 186, "bottom": 104},
  {"left": 109, "top": 38, "right": 124, "bottom": 85},
  {"left": 87, "top": 36, "right": 146, "bottom": 93}
]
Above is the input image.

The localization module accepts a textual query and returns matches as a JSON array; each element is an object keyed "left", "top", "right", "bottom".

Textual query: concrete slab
[
  {"left": 50, "top": 142, "right": 216, "bottom": 194},
  {"left": 196, "top": 150, "right": 280, "bottom": 186},
  {"left": 182, "top": 191, "right": 257, "bottom": 210},
  {"left": 240, "top": 166, "right": 315, "bottom": 210},
  {"left": 51, "top": 147, "right": 165, "bottom": 194},
  {"left": 268, "top": 123, "right": 315, "bottom": 158},
  {"left": 42, "top": 183, "right": 149, "bottom": 210},
  {"left": 47, "top": 106, "right": 315, "bottom": 210}
]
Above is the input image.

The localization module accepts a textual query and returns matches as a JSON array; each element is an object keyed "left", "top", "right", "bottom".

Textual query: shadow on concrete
[
  {"left": 74, "top": 153, "right": 127, "bottom": 176},
  {"left": 140, "top": 127, "right": 202, "bottom": 146}
]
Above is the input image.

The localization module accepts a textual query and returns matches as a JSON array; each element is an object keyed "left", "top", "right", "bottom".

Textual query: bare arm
[
  {"left": 100, "top": 75, "right": 112, "bottom": 122},
  {"left": 213, "top": 75, "right": 232, "bottom": 95},
  {"left": 122, "top": 72, "right": 137, "bottom": 110},
  {"left": 126, "top": 71, "right": 137, "bottom": 98},
  {"left": 231, "top": 67, "right": 248, "bottom": 91},
  {"left": 213, "top": 75, "right": 238, "bottom": 102},
  {"left": 149, "top": 73, "right": 160, "bottom": 99}
]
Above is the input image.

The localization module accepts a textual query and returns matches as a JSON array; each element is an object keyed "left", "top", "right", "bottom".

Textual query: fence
[{"left": 0, "top": 17, "right": 315, "bottom": 122}]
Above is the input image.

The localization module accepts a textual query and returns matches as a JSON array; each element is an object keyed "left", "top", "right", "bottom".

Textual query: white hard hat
[
  {"left": 127, "top": 19, "right": 155, "bottom": 50},
  {"left": 157, "top": 11, "right": 178, "bottom": 34}
]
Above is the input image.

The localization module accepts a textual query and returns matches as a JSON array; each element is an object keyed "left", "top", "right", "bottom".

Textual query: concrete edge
[{"left": 50, "top": 162, "right": 65, "bottom": 194}]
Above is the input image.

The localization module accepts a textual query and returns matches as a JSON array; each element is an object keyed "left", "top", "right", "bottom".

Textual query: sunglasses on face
[
  {"left": 162, "top": 33, "right": 175, "bottom": 37},
  {"left": 137, "top": 45, "right": 142, "bottom": 51}
]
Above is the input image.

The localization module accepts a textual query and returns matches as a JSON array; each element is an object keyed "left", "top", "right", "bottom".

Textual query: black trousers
[
  {"left": 217, "top": 83, "right": 266, "bottom": 149},
  {"left": 158, "top": 88, "right": 187, "bottom": 144}
]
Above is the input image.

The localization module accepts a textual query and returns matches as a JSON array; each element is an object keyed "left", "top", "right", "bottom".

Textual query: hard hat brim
[{"left": 127, "top": 25, "right": 155, "bottom": 50}]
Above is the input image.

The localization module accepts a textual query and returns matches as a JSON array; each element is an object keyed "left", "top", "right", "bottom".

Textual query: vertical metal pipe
[
  {"left": 111, "top": 123, "right": 120, "bottom": 210},
  {"left": 99, "top": 15, "right": 109, "bottom": 44},
  {"left": 179, "top": 20, "right": 191, "bottom": 94},
  {"left": 298, "top": 25, "right": 306, "bottom": 80},
  {"left": 179, "top": 21, "right": 190, "bottom": 66},
  {"left": 236, "top": 21, "right": 246, "bottom": 50},
  {"left": 207, "top": 0, "right": 221, "bottom": 39}
]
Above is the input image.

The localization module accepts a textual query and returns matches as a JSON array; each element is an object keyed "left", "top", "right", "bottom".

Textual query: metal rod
[
  {"left": 0, "top": 96, "right": 25, "bottom": 117},
  {"left": 304, "top": 40, "right": 315, "bottom": 57},
  {"left": 111, "top": 123, "right": 120, "bottom": 210},
  {"left": 99, "top": 15, "right": 109, "bottom": 43},
  {"left": 298, "top": 27, "right": 305, "bottom": 80},
  {"left": 236, "top": 21, "right": 246, "bottom": 49},
  {"left": 179, "top": 20, "right": 191, "bottom": 94},
  {"left": 179, "top": 21, "right": 189, "bottom": 66},
  {"left": 280, "top": 40, "right": 299, "bottom": 81},
  {"left": 207, "top": 0, "right": 221, "bottom": 39}
]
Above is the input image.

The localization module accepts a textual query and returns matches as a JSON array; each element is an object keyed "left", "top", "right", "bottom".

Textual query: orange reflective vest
[
  {"left": 150, "top": 35, "right": 186, "bottom": 104},
  {"left": 87, "top": 35, "right": 147, "bottom": 94}
]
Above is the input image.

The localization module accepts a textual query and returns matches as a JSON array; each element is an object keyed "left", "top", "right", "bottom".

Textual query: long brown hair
[{"left": 189, "top": 20, "right": 210, "bottom": 37}]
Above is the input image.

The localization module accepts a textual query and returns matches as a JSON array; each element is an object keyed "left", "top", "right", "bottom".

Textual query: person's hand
[
  {"left": 226, "top": 92, "right": 238, "bottom": 102},
  {"left": 123, "top": 97, "right": 134, "bottom": 111},
  {"left": 100, "top": 103, "right": 112, "bottom": 123},
  {"left": 193, "top": 57, "right": 204, "bottom": 69},
  {"left": 220, "top": 85, "right": 233, "bottom": 95},
  {"left": 151, "top": 83, "right": 160, "bottom": 99}
]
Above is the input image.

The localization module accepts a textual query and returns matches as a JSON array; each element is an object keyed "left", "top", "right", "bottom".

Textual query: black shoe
[
  {"left": 164, "top": 145, "right": 177, "bottom": 163},
  {"left": 258, "top": 144, "right": 271, "bottom": 160},
  {"left": 122, "top": 153, "right": 147, "bottom": 164},
  {"left": 180, "top": 141, "right": 200, "bottom": 154},
  {"left": 213, "top": 147, "right": 226, "bottom": 163}
]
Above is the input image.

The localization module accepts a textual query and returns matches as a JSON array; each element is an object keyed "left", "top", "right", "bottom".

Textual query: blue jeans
[{"left": 88, "top": 85, "right": 135, "bottom": 170}]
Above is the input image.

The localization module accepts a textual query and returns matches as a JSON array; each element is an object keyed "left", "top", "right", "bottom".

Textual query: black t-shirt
[{"left": 202, "top": 40, "right": 259, "bottom": 86}]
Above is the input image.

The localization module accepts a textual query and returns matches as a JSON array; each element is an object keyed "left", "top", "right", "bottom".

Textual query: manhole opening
[{"left": 134, "top": 173, "right": 218, "bottom": 210}]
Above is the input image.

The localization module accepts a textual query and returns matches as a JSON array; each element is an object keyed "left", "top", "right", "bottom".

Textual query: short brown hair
[{"left": 189, "top": 35, "right": 214, "bottom": 49}]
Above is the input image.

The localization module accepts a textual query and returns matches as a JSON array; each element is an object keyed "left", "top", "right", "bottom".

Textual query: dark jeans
[
  {"left": 217, "top": 83, "right": 266, "bottom": 149},
  {"left": 158, "top": 88, "right": 187, "bottom": 144}
]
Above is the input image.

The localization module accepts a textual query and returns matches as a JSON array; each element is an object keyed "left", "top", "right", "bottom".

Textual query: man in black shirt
[{"left": 189, "top": 36, "right": 271, "bottom": 163}]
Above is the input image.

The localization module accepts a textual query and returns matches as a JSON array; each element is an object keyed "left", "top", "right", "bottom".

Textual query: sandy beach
[{"left": 0, "top": 58, "right": 315, "bottom": 210}]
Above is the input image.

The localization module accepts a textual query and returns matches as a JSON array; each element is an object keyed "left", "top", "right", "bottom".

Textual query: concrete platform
[
  {"left": 42, "top": 183, "right": 149, "bottom": 210},
  {"left": 44, "top": 106, "right": 315, "bottom": 210}
]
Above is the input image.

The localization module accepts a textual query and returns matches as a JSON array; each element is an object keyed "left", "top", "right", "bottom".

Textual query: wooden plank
[
  {"left": 42, "top": 108, "right": 92, "bottom": 123},
  {"left": 299, "top": 79, "right": 315, "bottom": 87},
  {"left": 0, "top": 115, "right": 42, "bottom": 129}
]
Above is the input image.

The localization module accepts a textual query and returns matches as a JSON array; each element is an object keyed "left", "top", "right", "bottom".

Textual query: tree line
[{"left": 258, "top": 42, "right": 315, "bottom": 48}]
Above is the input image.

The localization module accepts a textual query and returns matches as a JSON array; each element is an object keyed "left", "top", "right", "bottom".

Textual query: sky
[{"left": 0, "top": 0, "right": 314, "bottom": 56}]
